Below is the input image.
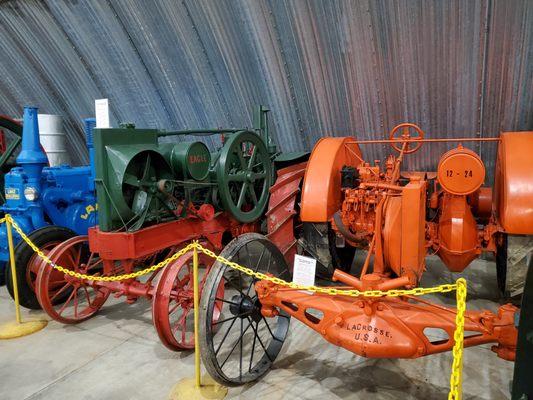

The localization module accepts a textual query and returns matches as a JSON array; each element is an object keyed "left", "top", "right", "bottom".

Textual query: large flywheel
[
  {"left": 216, "top": 131, "right": 272, "bottom": 223},
  {"left": 121, "top": 150, "right": 175, "bottom": 230}
]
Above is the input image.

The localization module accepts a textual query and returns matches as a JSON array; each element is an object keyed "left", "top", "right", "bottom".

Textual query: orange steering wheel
[{"left": 389, "top": 123, "right": 425, "bottom": 154}]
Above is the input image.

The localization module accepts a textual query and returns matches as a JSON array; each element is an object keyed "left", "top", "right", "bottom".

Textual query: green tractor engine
[{"left": 94, "top": 107, "right": 275, "bottom": 232}]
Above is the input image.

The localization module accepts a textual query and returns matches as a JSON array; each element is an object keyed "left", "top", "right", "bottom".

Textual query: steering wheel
[{"left": 389, "top": 123, "right": 424, "bottom": 154}]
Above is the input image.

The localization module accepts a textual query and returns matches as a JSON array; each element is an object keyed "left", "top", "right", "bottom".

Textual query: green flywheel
[{"left": 216, "top": 130, "right": 272, "bottom": 223}]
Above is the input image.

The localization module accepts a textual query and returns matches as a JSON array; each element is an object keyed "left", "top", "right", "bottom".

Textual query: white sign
[
  {"left": 95, "top": 98, "right": 110, "bottom": 128},
  {"left": 292, "top": 254, "right": 316, "bottom": 290}
]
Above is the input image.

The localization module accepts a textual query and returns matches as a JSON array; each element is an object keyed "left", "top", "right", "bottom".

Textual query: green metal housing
[
  {"left": 166, "top": 141, "right": 211, "bottom": 181},
  {"left": 93, "top": 106, "right": 285, "bottom": 232}
]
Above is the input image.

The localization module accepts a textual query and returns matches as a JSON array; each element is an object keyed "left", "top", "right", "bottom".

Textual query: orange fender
[
  {"left": 300, "top": 137, "right": 362, "bottom": 222},
  {"left": 495, "top": 131, "right": 533, "bottom": 234}
]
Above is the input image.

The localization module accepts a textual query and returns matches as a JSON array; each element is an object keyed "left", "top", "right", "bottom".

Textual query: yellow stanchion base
[
  {"left": 0, "top": 320, "right": 48, "bottom": 339},
  {"left": 169, "top": 375, "right": 228, "bottom": 400}
]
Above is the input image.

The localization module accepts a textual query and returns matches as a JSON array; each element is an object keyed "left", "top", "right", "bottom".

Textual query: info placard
[
  {"left": 95, "top": 98, "right": 110, "bottom": 128},
  {"left": 292, "top": 254, "right": 317, "bottom": 290}
]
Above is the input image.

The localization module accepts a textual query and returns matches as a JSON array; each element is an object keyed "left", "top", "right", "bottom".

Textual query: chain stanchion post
[
  {"left": 6, "top": 215, "right": 21, "bottom": 324},
  {"left": 193, "top": 242, "right": 201, "bottom": 388},
  {"left": 168, "top": 242, "right": 227, "bottom": 400},
  {"left": 0, "top": 215, "right": 47, "bottom": 339}
]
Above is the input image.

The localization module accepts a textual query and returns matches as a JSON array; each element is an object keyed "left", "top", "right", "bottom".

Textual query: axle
[{"left": 256, "top": 279, "right": 518, "bottom": 361}]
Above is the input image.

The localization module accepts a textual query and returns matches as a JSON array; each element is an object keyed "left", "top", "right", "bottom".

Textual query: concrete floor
[{"left": 0, "top": 256, "right": 514, "bottom": 400}]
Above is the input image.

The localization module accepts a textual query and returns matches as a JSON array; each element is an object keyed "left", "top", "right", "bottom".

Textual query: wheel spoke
[
  {"left": 236, "top": 182, "right": 248, "bottom": 209},
  {"left": 215, "top": 316, "right": 238, "bottom": 356},
  {"left": 146, "top": 268, "right": 159, "bottom": 284},
  {"left": 86, "top": 252, "right": 96, "bottom": 268},
  {"left": 249, "top": 320, "right": 258, "bottom": 372},
  {"left": 50, "top": 282, "right": 72, "bottom": 302},
  {"left": 261, "top": 316, "right": 282, "bottom": 342},
  {"left": 222, "top": 274, "right": 246, "bottom": 297},
  {"left": 124, "top": 173, "right": 140, "bottom": 187},
  {"left": 219, "top": 320, "right": 252, "bottom": 370},
  {"left": 87, "top": 259, "right": 103, "bottom": 272},
  {"left": 74, "top": 246, "right": 82, "bottom": 269},
  {"left": 212, "top": 313, "right": 247, "bottom": 326},
  {"left": 236, "top": 149, "right": 247, "bottom": 169},
  {"left": 247, "top": 146, "right": 257, "bottom": 168},
  {"left": 58, "top": 287, "right": 77, "bottom": 316},
  {"left": 239, "top": 318, "right": 243, "bottom": 380},
  {"left": 247, "top": 185, "right": 258, "bottom": 205},
  {"left": 252, "top": 172, "right": 266, "bottom": 180},
  {"left": 168, "top": 301, "right": 182, "bottom": 315},
  {"left": 141, "top": 153, "right": 152, "bottom": 181},
  {"left": 64, "top": 252, "right": 77, "bottom": 269},
  {"left": 172, "top": 309, "right": 188, "bottom": 334},
  {"left": 73, "top": 289, "right": 79, "bottom": 318},
  {"left": 82, "top": 285, "right": 92, "bottom": 305},
  {"left": 227, "top": 173, "right": 246, "bottom": 182},
  {"left": 245, "top": 245, "right": 265, "bottom": 296},
  {"left": 48, "top": 278, "right": 68, "bottom": 291},
  {"left": 181, "top": 313, "right": 187, "bottom": 343},
  {"left": 214, "top": 297, "right": 240, "bottom": 307},
  {"left": 246, "top": 316, "right": 273, "bottom": 362}
]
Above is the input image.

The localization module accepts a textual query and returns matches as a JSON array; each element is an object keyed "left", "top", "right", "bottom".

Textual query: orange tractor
[{"left": 198, "top": 123, "right": 531, "bottom": 385}]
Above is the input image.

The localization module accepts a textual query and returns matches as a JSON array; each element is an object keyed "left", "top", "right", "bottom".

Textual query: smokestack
[{"left": 16, "top": 106, "right": 48, "bottom": 166}]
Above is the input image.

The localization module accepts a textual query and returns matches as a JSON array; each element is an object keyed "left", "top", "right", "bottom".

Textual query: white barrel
[{"left": 38, "top": 114, "right": 71, "bottom": 166}]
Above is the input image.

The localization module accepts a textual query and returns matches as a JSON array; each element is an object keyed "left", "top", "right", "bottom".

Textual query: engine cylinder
[{"left": 169, "top": 142, "right": 211, "bottom": 181}]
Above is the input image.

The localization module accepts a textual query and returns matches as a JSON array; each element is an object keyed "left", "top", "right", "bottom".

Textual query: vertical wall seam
[
  {"left": 181, "top": 0, "right": 233, "bottom": 126},
  {"left": 106, "top": 0, "right": 174, "bottom": 127},
  {"left": 268, "top": 1, "right": 309, "bottom": 150},
  {"left": 478, "top": 0, "right": 492, "bottom": 157},
  {"left": 45, "top": 1, "right": 116, "bottom": 121}
]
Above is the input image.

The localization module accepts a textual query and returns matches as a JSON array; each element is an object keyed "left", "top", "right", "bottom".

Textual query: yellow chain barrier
[
  {"left": 3, "top": 214, "right": 465, "bottom": 399},
  {"left": 7, "top": 215, "right": 195, "bottom": 281}
]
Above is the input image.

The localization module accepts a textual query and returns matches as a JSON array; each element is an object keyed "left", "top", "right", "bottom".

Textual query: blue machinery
[{"left": 0, "top": 106, "right": 97, "bottom": 308}]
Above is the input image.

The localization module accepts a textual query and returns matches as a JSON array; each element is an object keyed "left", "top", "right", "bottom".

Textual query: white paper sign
[
  {"left": 292, "top": 254, "right": 316, "bottom": 289},
  {"left": 95, "top": 98, "right": 110, "bottom": 128}
]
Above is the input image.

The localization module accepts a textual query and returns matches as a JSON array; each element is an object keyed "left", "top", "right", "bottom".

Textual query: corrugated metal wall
[{"left": 0, "top": 0, "right": 531, "bottom": 181}]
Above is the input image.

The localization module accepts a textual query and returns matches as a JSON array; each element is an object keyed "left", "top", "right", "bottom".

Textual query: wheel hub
[{"left": 230, "top": 294, "right": 262, "bottom": 322}]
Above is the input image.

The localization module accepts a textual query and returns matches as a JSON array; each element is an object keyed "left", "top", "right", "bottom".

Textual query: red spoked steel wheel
[
  {"left": 27, "top": 241, "right": 62, "bottom": 292},
  {"left": 152, "top": 250, "right": 224, "bottom": 351},
  {"left": 36, "top": 236, "right": 110, "bottom": 324}
]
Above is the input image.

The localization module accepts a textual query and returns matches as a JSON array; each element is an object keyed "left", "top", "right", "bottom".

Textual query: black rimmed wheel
[{"left": 199, "top": 233, "right": 291, "bottom": 386}]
